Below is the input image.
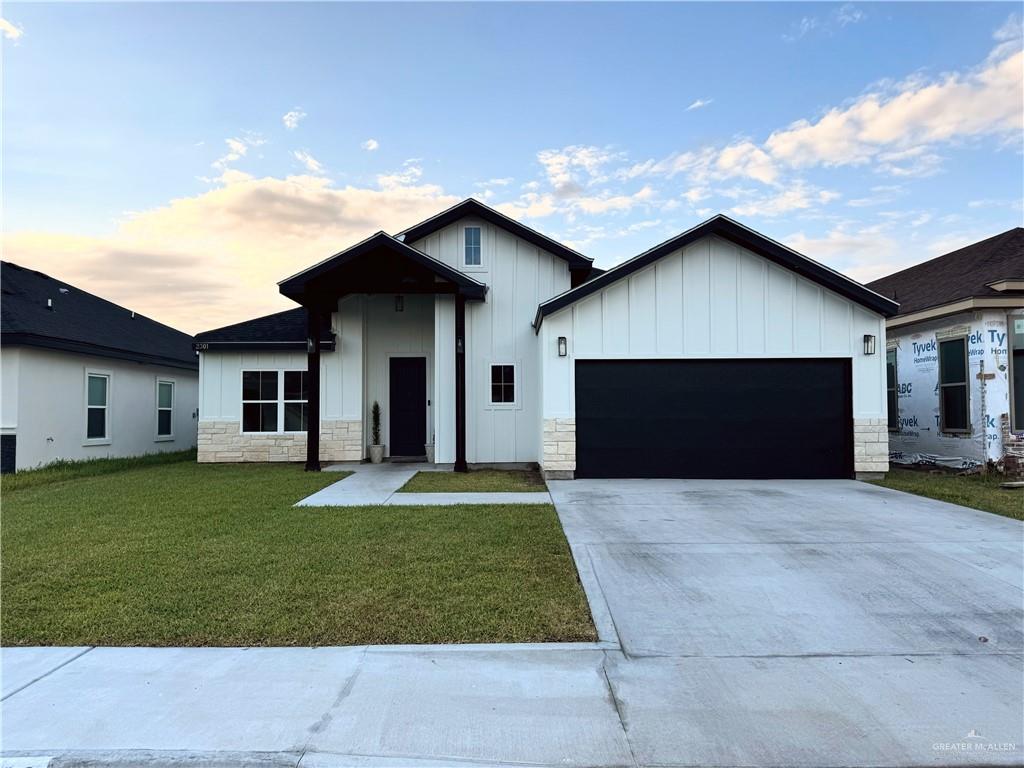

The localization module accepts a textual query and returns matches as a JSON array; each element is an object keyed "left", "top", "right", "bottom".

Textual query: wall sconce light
[
  {"left": 863, "top": 334, "right": 876, "bottom": 355},
  {"left": 395, "top": 295, "right": 404, "bottom": 312},
  {"left": 456, "top": 338, "right": 464, "bottom": 354},
  {"left": 557, "top": 336, "right": 568, "bottom": 357}
]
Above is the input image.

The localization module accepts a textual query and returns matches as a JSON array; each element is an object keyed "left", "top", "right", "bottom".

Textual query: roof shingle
[
  {"left": 1, "top": 261, "right": 197, "bottom": 370},
  {"left": 866, "top": 228, "right": 1024, "bottom": 316}
]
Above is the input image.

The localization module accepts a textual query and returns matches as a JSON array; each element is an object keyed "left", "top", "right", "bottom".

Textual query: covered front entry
[
  {"left": 575, "top": 358, "right": 854, "bottom": 479},
  {"left": 278, "top": 231, "right": 487, "bottom": 471}
]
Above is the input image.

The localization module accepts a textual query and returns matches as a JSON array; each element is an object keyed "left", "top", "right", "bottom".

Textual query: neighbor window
[
  {"left": 490, "top": 364, "right": 515, "bottom": 404},
  {"left": 886, "top": 350, "right": 899, "bottom": 432},
  {"left": 283, "top": 371, "right": 308, "bottom": 432},
  {"left": 86, "top": 373, "right": 109, "bottom": 440},
  {"left": 156, "top": 380, "right": 174, "bottom": 438},
  {"left": 938, "top": 337, "right": 970, "bottom": 432},
  {"left": 464, "top": 226, "right": 482, "bottom": 266},
  {"left": 242, "top": 371, "right": 308, "bottom": 433},
  {"left": 1012, "top": 316, "right": 1024, "bottom": 432},
  {"left": 242, "top": 371, "right": 279, "bottom": 433}
]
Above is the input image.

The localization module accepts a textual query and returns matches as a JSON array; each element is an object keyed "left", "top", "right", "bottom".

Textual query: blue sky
[{"left": 3, "top": 2, "right": 1022, "bottom": 332}]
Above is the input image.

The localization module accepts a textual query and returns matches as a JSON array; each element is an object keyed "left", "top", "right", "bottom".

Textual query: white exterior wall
[
  {"left": 888, "top": 308, "right": 1021, "bottom": 468},
  {"left": 539, "top": 235, "right": 888, "bottom": 474},
  {"left": 1, "top": 346, "right": 198, "bottom": 471},
  {"left": 412, "top": 216, "right": 570, "bottom": 464}
]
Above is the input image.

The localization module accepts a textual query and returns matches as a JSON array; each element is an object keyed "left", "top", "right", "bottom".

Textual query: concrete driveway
[{"left": 549, "top": 478, "right": 1024, "bottom": 766}]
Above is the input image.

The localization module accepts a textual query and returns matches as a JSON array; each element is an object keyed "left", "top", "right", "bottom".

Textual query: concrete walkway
[{"left": 295, "top": 462, "right": 552, "bottom": 506}]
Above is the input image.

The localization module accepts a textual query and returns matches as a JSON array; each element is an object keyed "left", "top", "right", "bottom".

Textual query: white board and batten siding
[
  {"left": 198, "top": 298, "right": 361, "bottom": 426},
  {"left": 540, "top": 235, "right": 887, "bottom": 419},
  {"left": 411, "top": 216, "right": 571, "bottom": 464}
]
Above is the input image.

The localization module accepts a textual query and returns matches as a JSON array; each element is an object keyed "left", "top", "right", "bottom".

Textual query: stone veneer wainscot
[
  {"left": 198, "top": 420, "right": 362, "bottom": 463},
  {"left": 541, "top": 418, "right": 576, "bottom": 479},
  {"left": 854, "top": 418, "right": 889, "bottom": 478}
]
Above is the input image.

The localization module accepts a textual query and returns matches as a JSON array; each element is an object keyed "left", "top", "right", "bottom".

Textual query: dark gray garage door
[{"left": 575, "top": 359, "right": 853, "bottom": 479}]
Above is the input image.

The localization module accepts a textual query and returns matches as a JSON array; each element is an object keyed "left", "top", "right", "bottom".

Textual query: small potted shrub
[{"left": 368, "top": 401, "right": 384, "bottom": 463}]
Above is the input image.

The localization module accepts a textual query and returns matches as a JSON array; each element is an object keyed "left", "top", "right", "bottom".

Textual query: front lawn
[
  {"left": 1, "top": 462, "right": 594, "bottom": 646},
  {"left": 870, "top": 467, "right": 1023, "bottom": 521},
  {"left": 399, "top": 468, "right": 547, "bottom": 493}
]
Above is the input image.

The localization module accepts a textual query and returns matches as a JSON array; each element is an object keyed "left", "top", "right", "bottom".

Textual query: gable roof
[
  {"left": 396, "top": 198, "right": 593, "bottom": 271},
  {"left": 865, "top": 227, "right": 1024, "bottom": 318},
  {"left": 533, "top": 214, "right": 899, "bottom": 329},
  {"left": 279, "top": 230, "right": 487, "bottom": 304},
  {"left": 1, "top": 261, "right": 197, "bottom": 370},
  {"left": 193, "top": 308, "right": 335, "bottom": 352}
]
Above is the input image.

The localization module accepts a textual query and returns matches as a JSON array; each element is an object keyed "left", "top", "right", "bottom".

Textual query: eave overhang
[
  {"left": 533, "top": 214, "right": 900, "bottom": 331},
  {"left": 2, "top": 332, "right": 199, "bottom": 371},
  {"left": 396, "top": 198, "right": 593, "bottom": 271},
  {"left": 279, "top": 231, "right": 487, "bottom": 308}
]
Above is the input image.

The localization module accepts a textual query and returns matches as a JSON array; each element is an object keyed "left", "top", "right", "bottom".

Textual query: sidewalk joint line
[{"left": 1, "top": 646, "right": 95, "bottom": 702}]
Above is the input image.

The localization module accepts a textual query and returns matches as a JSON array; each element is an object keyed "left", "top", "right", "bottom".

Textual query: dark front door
[
  {"left": 389, "top": 357, "right": 427, "bottom": 457},
  {"left": 575, "top": 358, "right": 853, "bottom": 479}
]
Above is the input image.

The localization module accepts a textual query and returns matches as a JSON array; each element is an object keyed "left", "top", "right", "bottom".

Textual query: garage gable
[{"left": 534, "top": 214, "right": 899, "bottom": 330}]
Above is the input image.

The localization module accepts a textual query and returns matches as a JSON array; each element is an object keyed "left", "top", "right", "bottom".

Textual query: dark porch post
[
  {"left": 305, "top": 306, "right": 322, "bottom": 472},
  {"left": 454, "top": 292, "right": 468, "bottom": 472}
]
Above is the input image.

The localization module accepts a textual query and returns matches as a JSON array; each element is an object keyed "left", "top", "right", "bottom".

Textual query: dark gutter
[
  {"left": 192, "top": 339, "right": 336, "bottom": 352},
  {"left": 2, "top": 332, "right": 199, "bottom": 371}
]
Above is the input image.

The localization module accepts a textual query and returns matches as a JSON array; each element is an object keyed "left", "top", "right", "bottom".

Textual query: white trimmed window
[
  {"left": 464, "top": 226, "right": 482, "bottom": 266},
  {"left": 156, "top": 380, "right": 174, "bottom": 438},
  {"left": 489, "top": 364, "right": 516, "bottom": 405},
  {"left": 86, "top": 372, "right": 110, "bottom": 441},
  {"left": 241, "top": 370, "right": 308, "bottom": 433},
  {"left": 283, "top": 371, "right": 308, "bottom": 432}
]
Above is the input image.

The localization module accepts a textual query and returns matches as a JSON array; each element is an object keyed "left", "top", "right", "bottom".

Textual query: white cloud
[
  {"left": 730, "top": 182, "right": 840, "bottom": 218},
  {"left": 0, "top": 17, "right": 24, "bottom": 40},
  {"left": 4, "top": 173, "right": 458, "bottom": 333},
  {"left": 782, "top": 16, "right": 818, "bottom": 43},
  {"left": 212, "top": 134, "right": 266, "bottom": 171},
  {"left": 714, "top": 141, "right": 779, "bottom": 185},
  {"left": 785, "top": 225, "right": 901, "bottom": 282},
  {"left": 836, "top": 4, "right": 865, "bottom": 27},
  {"left": 292, "top": 150, "right": 324, "bottom": 175},
  {"left": 537, "top": 145, "right": 621, "bottom": 197},
  {"left": 282, "top": 108, "right": 306, "bottom": 130},
  {"left": 377, "top": 159, "right": 432, "bottom": 191},
  {"left": 686, "top": 98, "right": 713, "bottom": 111},
  {"left": 783, "top": 4, "right": 865, "bottom": 42},
  {"left": 474, "top": 177, "right": 513, "bottom": 188},
  {"left": 765, "top": 32, "right": 1022, "bottom": 172},
  {"left": 362, "top": 138, "right": 380, "bottom": 151}
]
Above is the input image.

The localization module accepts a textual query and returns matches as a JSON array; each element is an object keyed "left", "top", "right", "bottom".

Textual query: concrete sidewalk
[
  {"left": 2, "top": 644, "right": 629, "bottom": 768},
  {"left": 295, "top": 463, "right": 551, "bottom": 506}
]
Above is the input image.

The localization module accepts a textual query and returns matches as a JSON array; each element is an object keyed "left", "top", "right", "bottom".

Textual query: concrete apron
[{"left": 3, "top": 480, "right": 1023, "bottom": 767}]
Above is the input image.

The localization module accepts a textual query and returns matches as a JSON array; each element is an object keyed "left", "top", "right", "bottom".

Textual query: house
[
  {"left": 193, "top": 199, "right": 898, "bottom": 479},
  {"left": 866, "top": 228, "right": 1024, "bottom": 472},
  {"left": 0, "top": 262, "right": 199, "bottom": 473}
]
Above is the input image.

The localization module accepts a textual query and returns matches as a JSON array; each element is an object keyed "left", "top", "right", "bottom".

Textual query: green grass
[
  {"left": 1, "top": 462, "right": 594, "bottom": 646},
  {"left": 870, "top": 467, "right": 1024, "bottom": 521},
  {"left": 0, "top": 449, "right": 197, "bottom": 492},
  {"left": 398, "top": 468, "right": 548, "bottom": 493}
]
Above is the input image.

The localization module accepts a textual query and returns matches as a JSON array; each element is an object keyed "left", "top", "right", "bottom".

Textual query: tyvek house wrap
[{"left": 888, "top": 310, "right": 1015, "bottom": 469}]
